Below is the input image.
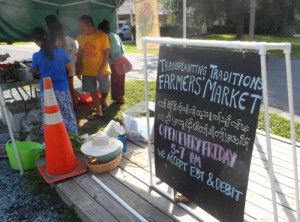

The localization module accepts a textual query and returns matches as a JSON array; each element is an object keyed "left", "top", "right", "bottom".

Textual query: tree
[
  {"left": 160, "top": 0, "right": 249, "bottom": 39},
  {"left": 159, "top": 0, "right": 183, "bottom": 24},
  {"left": 222, "top": 0, "right": 249, "bottom": 39},
  {"left": 255, "top": 0, "right": 299, "bottom": 37},
  {"left": 188, "top": 0, "right": 224, "bottom": 27},
  {"left": 160, "top": 0, "right": 299, "bottom": 38},
  {"left": 273, "top": 0, "right": 297, "bottom": 37}
]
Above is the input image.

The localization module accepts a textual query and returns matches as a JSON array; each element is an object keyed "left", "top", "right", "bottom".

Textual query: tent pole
[{"left": 0, "top": 86, "right": 23, "bottom": 174}]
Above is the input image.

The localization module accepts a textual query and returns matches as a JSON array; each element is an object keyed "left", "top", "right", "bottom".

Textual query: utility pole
[{"left": 249, "top": 0, "right": 256, "bottom": 41}]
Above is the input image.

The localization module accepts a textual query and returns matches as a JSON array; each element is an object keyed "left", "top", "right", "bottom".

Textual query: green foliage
[
  {"left": 256, "top": 0, "right": 298, "bottom": 36},
  {"left": 258, "top": 110, "right": 300, "bottom": 142},
  {"left": 58, "top": 206, "right": 81, "bottom": 222},
  {"left": 23, "top": 169, "right": 50, "bottom": 195},
  {"left": 0, "top": 67, "right": 20, "bottom": 82},
  {"left": 23, "top": 169, "right": 81, "bottom": 221},
  {"left": 159, "top": 23, "right": 203, "bottom": 37},
  {"left": 160, "top": 23, "right": 183, "bottom": 37},
  {"left": 159, "top": 0, "right": 183, "bottom": 24},
  {"left": 295, "top": 14, "right": 300, "bottom": 34},
  {"left": 159, "top": 0, "right": 300, "bottom": 37},
  {"left": 68, "top": 132, "right": 84, "bottom": 151}
]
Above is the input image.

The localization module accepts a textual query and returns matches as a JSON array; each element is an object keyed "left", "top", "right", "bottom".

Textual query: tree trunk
[
  {"left": 278, "top": 22, "right": 294, "bottom": 37},
  {"left": 248, "top": 0, "right": 256, "bottom": 41},
  {"left": 277, "top": 0, "right": 295, "bottom": 37},
  {"left": 236, "top": 11, "right": 244, "bottom": 40}
]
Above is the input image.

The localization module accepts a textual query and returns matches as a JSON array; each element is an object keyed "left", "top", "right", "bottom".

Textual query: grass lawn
[
  {"left": 76, "top": 80, "right": 300, "bottom": 142},
  {"left": 124, "top": 34, "right": 300, "bottom": 57},
  {"left": 123, "top": 42, "right": 159, "bottom": 54}
]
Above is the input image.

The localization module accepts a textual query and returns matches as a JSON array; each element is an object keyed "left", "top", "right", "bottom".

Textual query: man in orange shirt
[{"left": 76, "top": 15, "right": 111, "bottom": 120}]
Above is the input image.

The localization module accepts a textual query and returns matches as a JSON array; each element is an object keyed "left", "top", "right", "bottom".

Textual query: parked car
[{"left": 117, "top": 20, "right": 132, "bottom": 41}]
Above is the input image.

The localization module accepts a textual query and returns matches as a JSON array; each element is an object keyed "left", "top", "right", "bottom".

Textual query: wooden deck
[{"left": 54, "top": 130, "right": 300, "bottom": 222}]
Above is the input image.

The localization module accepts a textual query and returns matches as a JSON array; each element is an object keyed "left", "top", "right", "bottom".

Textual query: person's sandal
[{"left": 102, "top": 103, "right": 109, "bottom": 112}]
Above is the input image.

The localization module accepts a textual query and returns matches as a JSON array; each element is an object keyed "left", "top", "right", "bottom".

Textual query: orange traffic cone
[{"left": 38, "top": 77, "right": 86, "bottom": 183}]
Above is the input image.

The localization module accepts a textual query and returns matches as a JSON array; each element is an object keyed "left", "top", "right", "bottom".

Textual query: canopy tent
[
  {"left": 0, "top": 0, "right": 125, "bottom": 173},
  {"left": 0, "top": 0, "right": 126, "bottom": 42}
]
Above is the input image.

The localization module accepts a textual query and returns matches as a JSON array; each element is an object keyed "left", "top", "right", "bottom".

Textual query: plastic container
[
  {"left": 79, "top": 92, "right": 101, "bottom": 104},
  {"left": 122, "top": 101, "right": 155, "bottom": 143},
  {"left": 118, "top": 133, "right": 127, "bottom": 152},
  {"left": 6, "top": 140, "right": 41, "bottom": 171}
]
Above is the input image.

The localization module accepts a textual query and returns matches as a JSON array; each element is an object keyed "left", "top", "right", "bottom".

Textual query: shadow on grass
[{"left": 75, "top": 101, "right": 124, "bottom": 136}]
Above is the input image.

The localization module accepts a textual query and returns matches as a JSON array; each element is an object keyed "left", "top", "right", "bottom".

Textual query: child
[{"left": 30, "top": 27, "right": 77, "bottom": 134}]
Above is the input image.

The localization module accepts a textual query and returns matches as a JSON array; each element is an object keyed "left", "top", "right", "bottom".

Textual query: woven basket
[{"left": 85, "top": 151, "right": 122, "bottom": 173}]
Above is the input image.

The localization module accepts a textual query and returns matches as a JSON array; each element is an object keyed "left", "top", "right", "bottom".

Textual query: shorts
[{"left": 82, "top": 75, "right": 110, "bottom": 93}]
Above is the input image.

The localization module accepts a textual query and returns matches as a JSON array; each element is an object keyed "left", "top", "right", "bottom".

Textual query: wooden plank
[
  {"left": 251, "top": 153, "right": 295, "bottom": 181},
  {"left": 130, "top": 137, "right": 300, "bottom": 179},
  {"left": 249, "top": 168, "right": 298, "bottom": 197},
  {"left": 244, "top": 201, "right": 280, "bottom": 222},
  {"left": 256, "top": 130, "right": 300, "bottom": 148},
  {"left": 128, "top": 138, "right": 300, "bottom": 182},
  {"left": 255, "top": 134, "right": 300, "bottom": 161},
  {"left": 128, "top": 132, "right": 299, "bottom": 168},
  {"left": 125, "top": 141, "right": 296, "bottom": 221},
  {"left": 78, "top": 149, "right": 200, "bottom": 221},
  {"left": 72, "top": 134, "right": 299, "bottom": 222},
  {"left": 119, "top": 146, "right": 221, "bottom": 222},
  {"left": 252, "top": 147, "right": 300, "bottom": 176},
  {"left": 253, "top": 142, "right": 299, "bottom": 167},
  {"left": 73, "top": 174, "right": 139, "bottom": 222},
  {"left": 125, "top": 141, "right": 298, "bottom": 195},
  {"left": 248, "top": 175, "right": 296, "bottom": 208},
  {"left": 55, "top": 179, "right": 118, "bottom": 222},
  {"left": 95, "top": 172, "right": 178, "bottom": 222},
  {"left": 107, "top": 165, "right": 200, "bottom": 222},
  {"left": 127, "top": 140, "right": 298, "bottom": 221},
  {"left": 249, "top": 162, "right": 297, "bottom": 190},
  {"left": 124, "top": 142, "right": 155, "bottom": 171},
  {"left": 245, "top": 189, "right": 296, "bottom": 221}
]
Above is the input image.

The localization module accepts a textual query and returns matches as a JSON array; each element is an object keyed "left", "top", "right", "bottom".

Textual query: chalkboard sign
[{"left": 154, "top": 46, "right": 262, "bottom": 222}]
